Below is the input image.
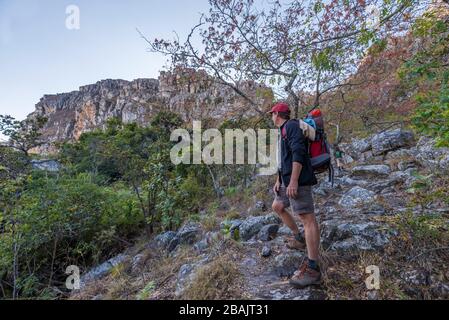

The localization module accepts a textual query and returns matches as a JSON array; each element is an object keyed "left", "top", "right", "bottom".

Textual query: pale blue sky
[{"left": 0, "top": 0, "right": 209, "bottom": 124}]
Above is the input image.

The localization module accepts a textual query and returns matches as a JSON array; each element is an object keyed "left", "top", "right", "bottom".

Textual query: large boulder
[
  {"left": 351, "top": 165, "right": 391, "bottom": 178},
  {"left": 166, "top": 222, "right": 203, "bottom": 252},
  {"left": 338, "top": 186, "right": 376, "bottom": 208},
  {"left": 321, "top": 220, "right": 394, "bottom": 252},
  {"left": 371, "top": 129, "right": 415, "bottom": 156},
  {"left": 340, "top": 138, "right": 371, "bottom": 160},
  {"left": 239, "top": 214, "right": 282, "bottom": 241}
]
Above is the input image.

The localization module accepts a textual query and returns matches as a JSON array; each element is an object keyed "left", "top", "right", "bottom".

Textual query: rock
[
  {"left": 414, "top": 136, "right": 449, "bottom": 171},
  {"left": 439, "top": 153, "right": 449, "bottom": 171},
  {"left": 272, "top": 252, "right": 304, "bottom": 277},
  {"left": 131, "top": 254, "right": 145, "bottom": 273},
  {"left": 337, "top": 176, "right": 369, "bottom": 187},
  {"left": 31, "top": 159, "right": 61, "bottom": 172},
  {"left": 321, "top": 220, "right": 393, "bottom": 252},
  {"left": 431, "top": 282, "right": 449, "bottom": 298},
  {"left": 220, "top": 219, "right": 243, "bottom": 240},
  {"left": 292, "top": 288, "right": 327, "bottom": 300},
  {"left": 193, "top": 231, "right": 220, "bottom": 252},
  {"left": 277, "top": 225, "right": 294, "bottom": 236},
  {"left": 258, "top": 224, "right": 280, "bottom": 241},
  {"left": 338, "top": 186, "right": 376, "bottom": 208},
  {"left": 371, "top": 128, "right": 415, "bottom": 156},
  {"left": 267, "top": 287, "right": 326, "bottom": 300},
  {"left": 362, "top": 202, "right": 387, "bottom": 215},
  {"left": 220, "top": 219, "right": 243, "bottom": 230},
  {"left": 154, "top": 231, "right": 177, "bottom": 249},
  {"left": 178, "top": 222, "right": 203, "bottom": 244},
  {"left": 342, "top": 153, "right": 355, "bottom": 164},
  {"left": 340, "top": 138, "right": 371, "bottom": 159},
  {"left": 167, "top": 236, "right": 181, "bottom": 252},
  {"left": 385, "top": 148, "right": 414, "bottom": 160},
  {"left": 175, "top": 264, "right": 197, "bottom": 297},
  {"left": 401, "top": 270, "right": 430, "bottom": 286},
  {"left": 168, "top": 222, "right": 203, "bottom": 252},
  {"left": 175, "top": 256, "right": 210, "bottom": 297},
  {"left": 80, "top": 254, "right": 128, "bottom": 288},
  {"left": 239, "top": 213, "right": 282, "bottom": 241},
  {"left": 261, "top": 246, "right": 272, "bottom": 257},
  {"left": 351, "top": 165, "right": 391, "bottom": 178},
  {"left": 27, "top": 70, "right": 269, "bottom": 154},
  {"left": 367, "top": 290, "right": 379, "bottom": 300},
  {"left": 359, "top": 150, "right": 374, "bottom": 163},
  {"left": 255, "top": 200, "right": 267, "bottom": 211}
]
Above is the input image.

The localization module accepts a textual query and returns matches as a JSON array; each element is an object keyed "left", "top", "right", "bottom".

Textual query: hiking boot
[
  {"left": 285, "top": 236, "right": 306, "bottom": 250},
  {"left": 289, "top": 261, "right": 321, "bottom": 288}
]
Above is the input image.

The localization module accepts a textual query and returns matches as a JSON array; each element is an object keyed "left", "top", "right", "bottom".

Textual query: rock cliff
[{"left": 27, "top": 68, "right": 272, "bottom": 154}]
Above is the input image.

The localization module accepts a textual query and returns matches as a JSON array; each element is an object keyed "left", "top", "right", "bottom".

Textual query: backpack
[{"left": 281, "top": 109, "right": 334, "bottom": 186}]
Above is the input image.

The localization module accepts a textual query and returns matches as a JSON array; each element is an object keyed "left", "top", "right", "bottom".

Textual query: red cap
[{"left": 268, "top": 102, "right": 290, "bottom": 114}]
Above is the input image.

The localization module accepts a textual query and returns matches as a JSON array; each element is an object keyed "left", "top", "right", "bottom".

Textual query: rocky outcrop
[
  {"left": 80, "top": 254, "right": 129, "bottom": 288},
  {"left": 27, "top": 68, "right": 272, "bottom": 154},
  {"left": 338, "top": 186, "right": 376, "bottom": 208},
  {"left": 371, "top": 129, "right": 415, "bottom": 156},
  {"left": 30, "top": 159, "right": 61, "bottom": 172}
]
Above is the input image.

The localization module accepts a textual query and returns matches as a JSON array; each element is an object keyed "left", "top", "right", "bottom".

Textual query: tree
[
  {"left": 0, "top": 115, "right": 48, "bottom": 157},
  {"left": 141, "top": 0, "right": 429, "bottom": 116}
]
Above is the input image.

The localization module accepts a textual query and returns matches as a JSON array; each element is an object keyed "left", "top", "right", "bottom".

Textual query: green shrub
[{"left": 0, "top": 172, "right": 142, "bottom": 298}]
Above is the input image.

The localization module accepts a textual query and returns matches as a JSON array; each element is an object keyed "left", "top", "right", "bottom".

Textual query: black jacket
[{"left": 279, "top": 119, "right": 317, "bottom": 187}]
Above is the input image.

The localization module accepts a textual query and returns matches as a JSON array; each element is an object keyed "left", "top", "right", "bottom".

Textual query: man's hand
[
  {"left": 273, "top": 180, "right": 281, "bottom": 195},
  {"left": 287, "top": 180, "right": 298, "bottom": 198}
]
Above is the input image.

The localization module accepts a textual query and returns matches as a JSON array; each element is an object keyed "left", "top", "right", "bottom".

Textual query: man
[
  {"left": 334, "top": 144, "right": 345, "bottom": 174},
  {"left": 268, "top": 102, "right": 321, "bottom": 288}
]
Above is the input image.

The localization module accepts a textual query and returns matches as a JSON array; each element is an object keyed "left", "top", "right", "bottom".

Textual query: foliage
[
  {"left": 144, "top": 0, "right": 425, "bottom": 113},
  {"left": 398, "top": 12, "right": 449, "bottom": 146},
  {"left": 0, "top": 115, "right": 48, "bottom": 156},
  {"left": 0, "top": 171, "right": 142, "bottom": 298}
]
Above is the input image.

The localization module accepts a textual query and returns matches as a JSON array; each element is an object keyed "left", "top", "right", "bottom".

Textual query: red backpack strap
[
  {"left": 281, "top": 119, "right": 295, "bottom": 140},
  {"left": 281, "top": 126, "right": 287, "bottom": 140}
]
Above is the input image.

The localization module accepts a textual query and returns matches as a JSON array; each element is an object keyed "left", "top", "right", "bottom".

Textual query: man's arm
[
  {"left": 287, "top": 162, "right": 302, "bottom": 197},
  {"left": 285, "top": 121, "right": 306, "bottom": 197}
]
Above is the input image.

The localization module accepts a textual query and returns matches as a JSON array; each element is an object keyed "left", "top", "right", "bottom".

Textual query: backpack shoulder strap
[{"left": 281, "top": 119, "right": 295, "bottom": 140}]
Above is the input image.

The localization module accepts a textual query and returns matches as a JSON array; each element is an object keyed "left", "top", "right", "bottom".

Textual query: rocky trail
[{"left": 73, "top": 129, "right": 449, "bottom": 300}]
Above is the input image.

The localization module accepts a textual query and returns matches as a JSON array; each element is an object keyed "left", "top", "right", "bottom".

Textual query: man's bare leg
[
  {"left": 298, "top": 213, "right": 320, "bottom": 261},
  {"left": 272, "top": 200, "right": 299, "bottom": 234}
]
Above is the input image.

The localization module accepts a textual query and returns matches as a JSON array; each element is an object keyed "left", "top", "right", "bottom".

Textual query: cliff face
[{"left": 27, "top": 68, "right": 272, "bottom": 154}]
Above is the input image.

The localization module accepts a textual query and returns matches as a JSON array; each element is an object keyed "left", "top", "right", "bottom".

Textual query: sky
[{"left": 0, "top": 0, "right": 210, "bottom": 135}]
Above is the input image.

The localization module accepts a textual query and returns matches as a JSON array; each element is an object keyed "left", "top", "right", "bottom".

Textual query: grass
[
  {"left": 181, "top": 254, "right": 243, "bottom": 300},
  {"left": 137, "top": 281, "right": 156, "bottom": 300}
]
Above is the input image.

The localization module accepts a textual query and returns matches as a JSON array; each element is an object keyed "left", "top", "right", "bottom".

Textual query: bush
[{"left": 0, "top": 171, "right": 142, "bottom": 298}]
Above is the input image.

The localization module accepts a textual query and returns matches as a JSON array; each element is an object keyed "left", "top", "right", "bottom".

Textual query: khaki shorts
[{"left": 274, "top": 183, "right": 315, "bottom": 215}]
